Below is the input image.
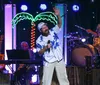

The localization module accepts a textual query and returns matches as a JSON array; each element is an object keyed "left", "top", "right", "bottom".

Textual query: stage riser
[
  {"left": 67, "top": 67, "right": 100, "bottom": 85},
  {"left": 51, "top": 67, "right": 100, "bottom": 85},
  {"left": 0, "top": 67, "right": 100, "bottom": 85}
]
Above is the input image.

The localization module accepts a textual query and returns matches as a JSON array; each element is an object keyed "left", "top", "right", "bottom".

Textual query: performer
[
  {"left": 14, "top": 41, "right": 35, "bottom": 85},
  {"left": 86, "top": 23, "right": 100, "bottom": 54},
  {"left": 20, "top": 41, "right": 35, "bottom": 60},
  {"left": 36, "top": 7, "right": 69, "bottom": 85}
]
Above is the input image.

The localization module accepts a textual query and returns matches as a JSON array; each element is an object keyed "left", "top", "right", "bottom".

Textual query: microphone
[{"left": 47, "top": 40, "right": 50, "bottom": 52}]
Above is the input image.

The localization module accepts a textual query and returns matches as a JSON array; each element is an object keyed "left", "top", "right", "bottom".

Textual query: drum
[{"left": 71, "top": 44, "right": 95, "bottom": 66}]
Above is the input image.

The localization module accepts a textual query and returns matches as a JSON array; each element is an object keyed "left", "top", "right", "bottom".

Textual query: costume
[{"left": 36, "top": 25, "right": 69, "bottom": 85}]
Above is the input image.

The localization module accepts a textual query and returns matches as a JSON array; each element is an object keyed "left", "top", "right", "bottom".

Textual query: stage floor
[{"left": 0, "top": 66, "right": 100, "bottom": 85}]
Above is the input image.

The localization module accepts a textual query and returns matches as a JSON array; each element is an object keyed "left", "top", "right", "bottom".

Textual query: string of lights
[{"left": 12, "top": 11, "right": 58, "bottom": 29}]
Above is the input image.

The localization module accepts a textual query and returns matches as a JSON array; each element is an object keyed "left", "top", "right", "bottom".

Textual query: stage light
[
  {"left": 92, "top": 12, "right": 94, "bottom": 14},
  {"left": 40, "top": 4, "right": 47, "bottom": 11},
  {"left": 23, "top": 28, "right": 26, "bottom": 30},
  {"left": 93, "top": 16, "right": 95, "bottom": 18},
  {"left": 31, "top": 74, "right": 38, "bottom": 83},
  {"left": 3, "top": 69, "right": 9, "bottom": 74},
  {"left": 72, "top": 5, "right": 79, "bottom": 12},
  {"left": 81, "top": 38, "right": 86, "bottom": 42},
  {"left": 36, "top": 11, "right": 39, "bottom": 13},
  {"left": 33, "top": 48, "right": 37, "bottom": 53},
  {"left": 21, "top": 5, "right": 28, "bottom": 11},
  {"left": 91, "top": 0, "right": 94, "bottom": 2}
]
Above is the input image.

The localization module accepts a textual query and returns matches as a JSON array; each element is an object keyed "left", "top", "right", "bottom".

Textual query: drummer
[{"left": 86, "top": 23, "right": 100, "bottom": 54}]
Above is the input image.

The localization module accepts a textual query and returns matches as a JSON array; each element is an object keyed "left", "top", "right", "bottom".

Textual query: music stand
[{"left": 6, "top": 49, "right": 30, "bottom": 60}]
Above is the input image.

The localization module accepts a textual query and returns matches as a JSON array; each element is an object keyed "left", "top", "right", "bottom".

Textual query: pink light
[
  {"left": 5, "top": 4, "right": 12, "bottom": 8},
  {"left": 5, "top": 4, "right": 16, "bottom": 73},
  {"left": 5, "top": 4, "right": 13, "bottom": 73}
]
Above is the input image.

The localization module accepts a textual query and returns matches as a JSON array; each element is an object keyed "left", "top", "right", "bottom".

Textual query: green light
[
  {"left": 35, "top": 12, "right": 58, "bottom": 25},
  {"left": 12, "top": 12, "right": 58, "bottom": 29},
  {"left": 12, "top": 12, "right": 34, "bottom": 29}
]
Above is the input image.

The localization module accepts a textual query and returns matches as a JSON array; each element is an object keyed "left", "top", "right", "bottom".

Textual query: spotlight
[
  {"left": 21, "top": 5, "right": 28, "bottom": 11},
  {"left": 31, "top": 74, "right": 38, "bottom": 83},
  {"left": 33, "top": 48, "right": 37, "bottom": 53},
  {"left": 40, "top": 4, "right": 47, "bottom": 11},
  {"left": 91, "top": 0, "right": 94, "bottom": 2},
  {"left": 23, "top": 28, "right": 26, "bottom": 30},
  {"left": 72, "top": 5, "right": 79, "bottom": 12},
  {"left": 81, "top": 38, "right": 86, "bottom": 42},
  {"left": 3, "top": 69, "right": 9, "bottom": 74}
]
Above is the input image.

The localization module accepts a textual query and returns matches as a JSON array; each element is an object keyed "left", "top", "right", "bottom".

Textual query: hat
[{"left": 37, "top": 22, "right": 46, "bottom": 31}]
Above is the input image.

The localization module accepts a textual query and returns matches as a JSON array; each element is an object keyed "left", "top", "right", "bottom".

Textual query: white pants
[{"left": 42, "top": 60, "right": 70, "bottom": 85}]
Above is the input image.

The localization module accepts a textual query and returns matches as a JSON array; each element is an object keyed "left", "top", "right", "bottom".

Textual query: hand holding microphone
[
  {"left": 38, "top": 40, "right": 51, "bottom": 55},
  {"left": 47, "top": 40, "right": 51, "bottom": 52}
]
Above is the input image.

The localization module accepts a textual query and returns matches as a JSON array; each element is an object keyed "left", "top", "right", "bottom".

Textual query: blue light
[
  {"left": 21, "top": 5, "right": 28, "bottom": 11},
  {"left": 72, "top": 5, "right": 79, "bottom": 12},
  {"left": 40, "top": 4, "right": 47, "bottom": 11}
]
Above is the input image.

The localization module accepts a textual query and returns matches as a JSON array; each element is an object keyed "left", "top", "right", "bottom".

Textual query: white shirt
[{"left": 36, "top": 25, "right": 63, "bottom": 65}]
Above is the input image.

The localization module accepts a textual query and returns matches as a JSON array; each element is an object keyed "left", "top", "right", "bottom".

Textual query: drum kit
[
  {"left": 67, "top": 25, "right": 100, "bottom": 67},
  {"left": 67, "top": 32, "right": 93, "bottom": 66}
]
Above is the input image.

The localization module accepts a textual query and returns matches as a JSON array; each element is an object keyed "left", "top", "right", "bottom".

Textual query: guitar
[
  {"left": 75, "top": 25, "right": 97, "bottom": 36},
  {"left": 75, "top": 25, "right": 86, "bottom": 31},
  {"left": 0, "top": 35, "right": 5, "bottom": 70}
]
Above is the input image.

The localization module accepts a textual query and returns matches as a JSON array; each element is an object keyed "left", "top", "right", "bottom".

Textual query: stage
[{"left": 0, "top": 66, "right": 100, "bottom": 85}]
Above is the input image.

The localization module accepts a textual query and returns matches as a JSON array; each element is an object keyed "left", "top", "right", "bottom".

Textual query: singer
[{"left": 36, "top": 7, "right": 69, "bottom": 85}]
